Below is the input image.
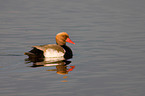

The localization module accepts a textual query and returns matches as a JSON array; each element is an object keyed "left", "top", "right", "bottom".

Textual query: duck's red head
[{"left": 56, "top": 32, "right": 75, "bottom": 45}]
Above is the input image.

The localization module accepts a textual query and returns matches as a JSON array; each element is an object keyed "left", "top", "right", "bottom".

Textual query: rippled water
[{"left": 0, "top": 0, "right": 145, "bottom": 96}]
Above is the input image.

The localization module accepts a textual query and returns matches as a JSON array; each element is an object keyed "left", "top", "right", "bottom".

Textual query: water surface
[{"left": 0, "top": 0, "right": 145, "bottom": 96}]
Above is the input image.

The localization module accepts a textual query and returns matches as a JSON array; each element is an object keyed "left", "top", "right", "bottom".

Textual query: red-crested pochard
[{"left": 24, "top": 32, "right": 75, "bottom": 59}]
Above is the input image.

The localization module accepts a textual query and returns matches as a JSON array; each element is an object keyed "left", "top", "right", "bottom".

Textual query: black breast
[{"left": 61, "top": 45, "right": 73, "bottom": 59}]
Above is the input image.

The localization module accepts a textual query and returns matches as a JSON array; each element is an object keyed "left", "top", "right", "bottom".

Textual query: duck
[{"left": 24, "top": 32, "right": 75, "bottom": 60}]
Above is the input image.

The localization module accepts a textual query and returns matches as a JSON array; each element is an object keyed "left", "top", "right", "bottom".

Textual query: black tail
[{"left": 24, "top": 48, "right": 44, "bottom": 58}]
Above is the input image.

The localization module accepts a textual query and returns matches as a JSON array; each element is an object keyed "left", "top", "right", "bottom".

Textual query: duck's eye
[{"left": 62, "top": 35, "right": 67, "bottom": 38}]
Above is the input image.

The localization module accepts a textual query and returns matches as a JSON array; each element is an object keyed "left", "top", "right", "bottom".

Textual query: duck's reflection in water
[{"left": 25, "top": 57, "right": 75, "bottom": 81}]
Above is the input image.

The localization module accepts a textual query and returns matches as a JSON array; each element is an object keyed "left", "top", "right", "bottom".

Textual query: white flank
[
  {"left": 44, "top": 56, "right": 65, "bottom": 62},
  {"left": 44, "top": 49, "right": 64, "bottom": 58}
]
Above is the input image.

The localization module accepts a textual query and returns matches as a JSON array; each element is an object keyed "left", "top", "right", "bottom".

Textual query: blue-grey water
[{"left": 0, "top": 0, "right": 145, "bottom": 96}]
